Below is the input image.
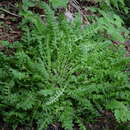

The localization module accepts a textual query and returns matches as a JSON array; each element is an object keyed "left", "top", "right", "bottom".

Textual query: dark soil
[{"left": 0, "top": 1, "right": 22, "bottom": 43}]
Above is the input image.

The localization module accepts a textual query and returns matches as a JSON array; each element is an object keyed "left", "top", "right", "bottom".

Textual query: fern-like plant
[{"left": 0, "top": 1, "right": 130, "bottom": 129}]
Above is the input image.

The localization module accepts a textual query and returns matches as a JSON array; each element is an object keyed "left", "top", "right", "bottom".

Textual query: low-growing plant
[{"left": 0, "top": 2, "right": 130, "bottom": 129}]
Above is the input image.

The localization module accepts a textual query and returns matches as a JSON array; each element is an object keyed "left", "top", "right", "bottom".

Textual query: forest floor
[{"left": 0, "top": 0, "right": 130, "bottom": 130}]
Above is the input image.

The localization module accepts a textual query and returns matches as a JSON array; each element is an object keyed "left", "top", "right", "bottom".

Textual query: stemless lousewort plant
[{"left": 0, "top": 1, "right": 130, "bottom": 130}]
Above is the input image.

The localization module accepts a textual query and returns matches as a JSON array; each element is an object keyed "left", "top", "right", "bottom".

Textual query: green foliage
[
  {"left": 0, "top": 1, "right": 130, "bottom": 129},
  {"left": 81, "top": 0, "right": 126, "bottom": 9},
  {"left": 50, "top": 0, "right": 68, "bottom": 8},
  {"left": 106, "top": 100, "right": 130, "bottom": 122}
]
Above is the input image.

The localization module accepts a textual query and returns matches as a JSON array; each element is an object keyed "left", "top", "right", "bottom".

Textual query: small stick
[{"left": 0, "top": 8, "right": 20, "bottom": 17}]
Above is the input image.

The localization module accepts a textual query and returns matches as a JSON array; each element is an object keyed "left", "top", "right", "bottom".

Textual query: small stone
[{"left": 65, "top": 11, "right": 74, "bottom": 22}]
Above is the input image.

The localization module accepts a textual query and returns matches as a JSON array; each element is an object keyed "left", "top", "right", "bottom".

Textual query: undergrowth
[{"left": 0, "top": 1, "right": 130, "bottom": 130}]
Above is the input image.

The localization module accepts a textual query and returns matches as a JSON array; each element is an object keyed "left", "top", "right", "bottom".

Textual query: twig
[
  {"left": 0, "top": 8, "right": 20, "bottom": 17},
  {"left": 69, "top": 0, "right": 90, "bottom": 24}
]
